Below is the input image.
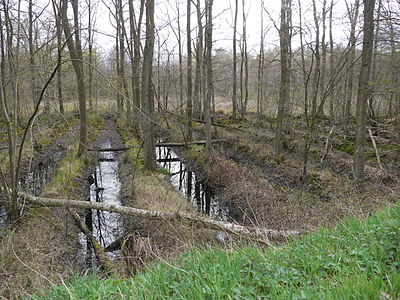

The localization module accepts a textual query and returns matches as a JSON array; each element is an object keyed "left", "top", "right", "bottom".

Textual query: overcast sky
[{"left": 89, "top": 0, "right": 354, "bottom": 57}]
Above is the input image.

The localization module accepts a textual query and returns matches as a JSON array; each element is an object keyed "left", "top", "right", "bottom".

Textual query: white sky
[
  {"left": 26, "top": 0, "right": 356, "bottom": 59},
  {"left": 92, "top": 0, "right": 353, "bottom": 57}
]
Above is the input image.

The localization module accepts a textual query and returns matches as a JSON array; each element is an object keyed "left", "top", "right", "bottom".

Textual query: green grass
[{"left": 31, "top": 202, "right": 400, "bottom": 299}]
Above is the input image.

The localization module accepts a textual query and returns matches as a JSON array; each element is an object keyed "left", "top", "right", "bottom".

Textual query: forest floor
[
  {"left": 0, "top": 113, "right": 102, "bottom": 299},
  {"left": 0, "top": 107, "right": 399, "bottom": 298},
  {"left": 159, "top": 111, "right": 400, "bottom": 232}
]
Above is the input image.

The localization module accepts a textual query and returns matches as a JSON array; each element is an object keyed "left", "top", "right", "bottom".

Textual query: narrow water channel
[
  {"left": 1, "top": 146, "right": 65, "bottom": 236},
  {"left": 156, "top": 145, "right": 228, "bottom": 221},
  {"left": 79, "top": 129, "right": 124, "bottom": 265}
]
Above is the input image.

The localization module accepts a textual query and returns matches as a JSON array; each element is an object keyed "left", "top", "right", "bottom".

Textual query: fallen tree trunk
[
  {"left": 156, "top": 140, "right": 224, "bottom": 147},
  {"left": 88, "top": 140, "right": 224, "bottom": 152},
  {"left": 67, "top": 208, "right": 114, "bottom": 274},
  {"left": 18, "top": 192, "right": 300, "bottom": 245}
]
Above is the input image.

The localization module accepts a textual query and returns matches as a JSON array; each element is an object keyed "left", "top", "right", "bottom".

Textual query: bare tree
[
  {"left": 232, "top": 0, "right": 238, "bottom": 119},
  {"left": 60, "top": 0, "right": 87, "bottom": 157},
  {"left": 256, "top": 0, "right": 265, "bottom": 123},
  {"left": 275, "top": 0, "right": 291, "bottom": 160},
  {"left": 204, "top": 0, "right": 213, "bottom": 148},
  {"left": 241, "top": 0, "right": 249, "bottom": 117},
  {"left": 354, "top": 0, "right": 376, "bottom": 180},
  {"left": 187, "top": 0, "right": 193, "bottom": 142},
  {"left": 52, "top": 0, "right": 64, "bottom": 115},
  {"left": 128, "top": 0, "right": 144, "bottom": 132},
  {"left": 343, "top": 0, "right": 360, "bottom": 126},
  {"left": 142, "top": 0, "right": 156, "bottom": 170}
]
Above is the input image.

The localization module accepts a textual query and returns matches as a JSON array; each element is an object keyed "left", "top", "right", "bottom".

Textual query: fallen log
[
  {"left": 88, "top": 139, "right": 224, "bottom": 152},
  {"left": 368, "top": 129, "right": 383, "bottom": 169},
  {"left": 18, "top": 192, "right": 300, "bottom": 246},
  {"left": 67, "top": 208, "right": 114, "bottom": 274},
  {"left": 156, "top": 140, "right": 224, "bottom": 147},
  {"left": 87, "top": 139, "right": 224, "bottom": 152},
  {"left": 89, "top": 147, "right": 131, "bottom": 152}
]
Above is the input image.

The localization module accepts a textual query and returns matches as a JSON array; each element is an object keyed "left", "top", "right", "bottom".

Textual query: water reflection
[
  {"left": 1, "top": 149, "right": 63, "bottom": 236},
  {"left": 156, "top": 146, "right": 228, "bottom": 220},
  {"left": 81, "top": 142, "right": 123, "bottom": 265}
]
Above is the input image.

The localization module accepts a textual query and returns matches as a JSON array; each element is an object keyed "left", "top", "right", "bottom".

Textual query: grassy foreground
[{"left": 31, "top": 202, "right": 399, "bottom": 299}]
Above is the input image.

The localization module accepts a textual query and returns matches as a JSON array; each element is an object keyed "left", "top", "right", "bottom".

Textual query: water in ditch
[
  {"left": 1, "top": 148, "right": 64, "bottom": 236},
  {"left": 156, "top": 145, "right": 229, "bottom": 221},
  {"left": 79, "top": 141, "right": 123, "bottom": 265}
]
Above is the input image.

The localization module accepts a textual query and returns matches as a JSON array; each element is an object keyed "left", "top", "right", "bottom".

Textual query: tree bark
[
  {"left": 52, "top": 0, "right": 64, "bottom": 115},
  {"left": 193, "top": 0, "right": 203, "bottom": 120},
  {"left": 343, "top": 0, "right": 360, "bottom": 126},
  {"left": 241, "top": 0, "right": 248, "bottom": 117},
  {"left": 232, "top": 0, "right": 238, "bottom": 119},
  {"left": 354, "top": 0, "right": 376, "bottom": 180},
  {"left": 204, "top": 0, "right": 213, "bottom": 149},
  {"left": 60, "top": 0, "right": 87, "bottom": 157},
  {"left": 275, "top": 0, "right": 291, "bottom": 161},
  {"left": 18, "top": 192, "right": 301, "bottom": 245},
  {"left": 187, "top": 0, "right": 193, "bottom": 142},
  {"left": 142, "top": 0, "right": 156, "bottom": 170}
]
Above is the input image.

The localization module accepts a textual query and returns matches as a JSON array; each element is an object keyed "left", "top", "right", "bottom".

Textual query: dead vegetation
[{"left": 161, "top": 113, "right": 400, "bottom": 232}]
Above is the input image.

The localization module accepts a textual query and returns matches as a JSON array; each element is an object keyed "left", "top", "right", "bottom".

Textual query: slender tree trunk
[
  {"left": 369, "top": 0, "right": 381, "bottom": 120},
  {"left": 60, "top": 0, "right": 87, "bottom": 157},
  {"left": 118, "top": 0, "right": 130, "bottom": 113},
  {"left": 0, "top": 4, "right": 18, "bottom": 221},
  {"left": 193, "top": 0, "right": 203, "bottom": 120},
  {"left": 344, "top": 0, "right": 360, "bottom": 126},
  {"left": 256, "top": 0, "right": 264, "bottom": 123},
  {"left": 242, "top": 0, "right": 248, "bottom": 117},
  {"left": 232, "top": 0, "right": 238, "bottom": 119},
  {"left": 142, "top": 0, "right": 156, "bottom": 170},
  {"left": 88, "top": 0, "right": 94, "bottom": 111},
  {"left": 174, "top": 3, "right": 184, "bottom": 114},
  {"left": 275, "top": 0, "right": 291, "bottom": 160},
  {"left": 28, "top": 0, "right": 38, "bottom": 110},
  {"left": 128, "top": 0, "right": 144, "bottom": 132},
  {"left": 52, "top": 0, "right": 64, "bottom": 115},
  {"left": 317, "top": 0, "right": 327, "bottom": 116},
  {"left": 354, "top": 0, "right": 376, "bottom": 180},
  {"left": 328, "top": 0, "right": 334, "bottom": 117},
  {"left": 187, "top": 0, "right": 193, "bottom": 142},
  {"left": 204, "top": 0, "right": 213, "bottom": 149}
]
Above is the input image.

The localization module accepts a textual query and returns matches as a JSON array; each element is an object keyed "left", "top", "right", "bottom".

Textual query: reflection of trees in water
[
  {"left": 84, "top": 148, "right": 123, "bottom": 265},
  {"left": 156, "top": 146, "right": 227, "bottom": 220}
]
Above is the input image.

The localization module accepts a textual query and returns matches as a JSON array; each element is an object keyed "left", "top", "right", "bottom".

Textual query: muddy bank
[
  {"left": 159, "top": 117, "right": 400, "bottom": 232},
  {"left": 0, "top": 123, "right": 78, "bottom": 235}
]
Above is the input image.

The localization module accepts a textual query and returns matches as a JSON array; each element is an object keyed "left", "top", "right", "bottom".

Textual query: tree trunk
[
  {"left": 317, "top": 0, "right": 327, "bottom": 116},
  {"left": 88, "top": 0, "right": 94, "bottom": 111},
  {"left": 275, "top": 0, "right": 291, "bottom": 161},
  {"left": 28, "top": 0, "right": 39, "bottom": 110},
  {"left": 187, "top": 0, "right": 193, "bottom": 142},
  {"left": 256, "top": 0, "right": 265, "bottom": 123},
  {"left": 193, "top": 0, "right": 203, "bottom": 120},
  {"left": 241, "top": 0, "right": 248, "bottom": 117},
  {"left": 18, "top": 192, "right": 301, "bottom": 245},
  {"left": 354, "top": 0, "right": 376, "bottom": 180},
  {"left": 52, "top": 0, "right": 64, "bottom": 115},
  {"left": 343, "top": 0, "right": 360, "bottom": 126},
  {"left": 0, "top": 6, "right": 18, "bottom": 221},
  {"left": 328, "top": 0, "right": 334, "bottom": 117},
  {"left": 128, "top": 0, "right": 144, "bottom": 133},
  {"left": 232, "top": 0, "right": 238, "bottom": 119},
  {"left": 204, "top": 0, "right": 213, "bottom": 149},
  {"left": 142, "top": 0, "right": 156, "bottom": 170},
  {"left": 60, "top": 0, "right": 87, "bottom": 157}
]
